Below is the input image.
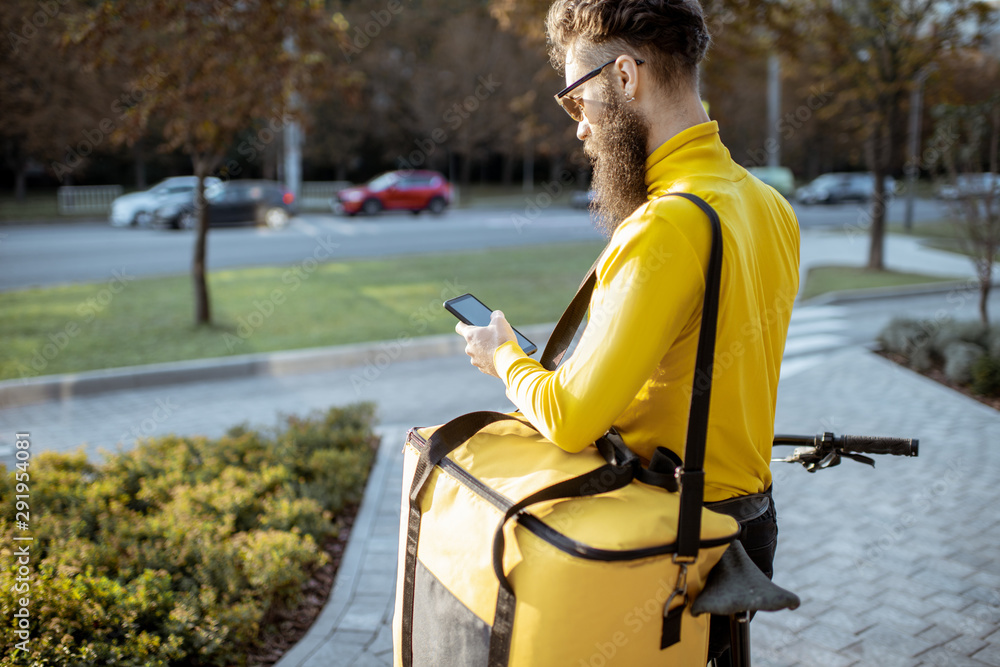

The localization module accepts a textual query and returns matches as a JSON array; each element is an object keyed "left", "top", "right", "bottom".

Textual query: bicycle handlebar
[
  {"left": 774, "top": 433, "right": 918, "bottom": 457},
  {"left": 772, "top": 432, "right": 918, "bottom": 471}
]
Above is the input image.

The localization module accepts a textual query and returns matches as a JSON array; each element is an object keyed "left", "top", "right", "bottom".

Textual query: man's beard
[{"left": 584, "top": 80, "right": 651, "bottom": 237}]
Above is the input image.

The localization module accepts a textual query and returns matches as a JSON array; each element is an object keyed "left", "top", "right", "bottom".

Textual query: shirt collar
[{"left": 644, "top": 120, "right": 734, "bottom": 198}]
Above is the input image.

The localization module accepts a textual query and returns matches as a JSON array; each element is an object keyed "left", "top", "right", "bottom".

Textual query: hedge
[{"left": 0, "top": 402, "right": 379, "bottom": 667}]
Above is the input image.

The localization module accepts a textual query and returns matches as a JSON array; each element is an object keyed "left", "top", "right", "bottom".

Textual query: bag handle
[{"left": 537, "top": 192, "right": 723, "bottom": 560}]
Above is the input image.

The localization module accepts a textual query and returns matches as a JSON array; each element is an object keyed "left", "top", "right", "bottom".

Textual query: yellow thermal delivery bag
[{"left": 393, "top": 193, "right": 739, "bottom": 666}]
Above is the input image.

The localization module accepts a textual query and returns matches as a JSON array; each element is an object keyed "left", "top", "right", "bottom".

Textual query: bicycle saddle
[{"left": 690, "top": 540, "right": 800, "bottom": 616}]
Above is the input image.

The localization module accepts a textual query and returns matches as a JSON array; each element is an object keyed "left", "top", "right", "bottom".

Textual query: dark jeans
[{"left": 705, "top": 487, "right": 778, "bottom": 666}]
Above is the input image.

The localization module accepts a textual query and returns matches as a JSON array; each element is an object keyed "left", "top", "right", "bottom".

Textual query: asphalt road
[{"left": 0, "top": 197, "right": 954, "bottom": 291}]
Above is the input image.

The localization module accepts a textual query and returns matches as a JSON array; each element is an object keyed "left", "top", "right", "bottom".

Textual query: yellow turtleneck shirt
[{"left": 493, "top": 121, "right": 801, "bottom": 502}]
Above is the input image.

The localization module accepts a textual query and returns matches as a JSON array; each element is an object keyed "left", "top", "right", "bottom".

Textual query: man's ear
[{"left": 614, "top": 55, "right": 641, "bottom": 100}]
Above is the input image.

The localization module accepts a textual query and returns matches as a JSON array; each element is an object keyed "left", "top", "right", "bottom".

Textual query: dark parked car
[
  {"left": 157, "top": 180, "right": 295, "bottom": 229},
  {"left": 332, "top": 170, "right": 452, "bottom": 216}
]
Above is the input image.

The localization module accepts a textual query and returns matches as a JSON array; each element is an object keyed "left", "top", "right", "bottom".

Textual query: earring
[{"left": 625, "top": 94, "right": 635, "bottom": 103}]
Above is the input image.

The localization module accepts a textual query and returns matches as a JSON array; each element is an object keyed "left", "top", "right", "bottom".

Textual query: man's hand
[{"left": 455, "top": 310, "right": 517, "bottom": 378}]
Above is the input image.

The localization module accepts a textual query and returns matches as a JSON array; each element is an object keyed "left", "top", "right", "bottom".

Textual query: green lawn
[
  {"left": 799, "top": 264, "right": 958, "bottom": 301},
  {"left": 0, "top": 241, "right": 604, "bottom": 381}
]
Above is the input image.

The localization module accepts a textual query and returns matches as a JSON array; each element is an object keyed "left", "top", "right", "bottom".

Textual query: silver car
[
  {"left": 796, "top": 172, "right": 895, "bottom": 205},
  {"left": 109, "top": 176, "right": 220, "bottom": 227}
]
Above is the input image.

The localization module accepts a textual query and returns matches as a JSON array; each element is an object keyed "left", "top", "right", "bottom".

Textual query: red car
[{"left": 333, "top": 170, "right": 452, "bottom": 216}]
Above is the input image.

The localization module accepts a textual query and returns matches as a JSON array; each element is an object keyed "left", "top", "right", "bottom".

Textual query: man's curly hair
[{"left": 546, "top": 0, "right": 711, "bottom": 91}]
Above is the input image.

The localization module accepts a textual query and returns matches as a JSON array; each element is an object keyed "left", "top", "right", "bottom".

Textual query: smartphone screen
[{"left": 444, "top": 293, "right": 538, "bottom": 355}]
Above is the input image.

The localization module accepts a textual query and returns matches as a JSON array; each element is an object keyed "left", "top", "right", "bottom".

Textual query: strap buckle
[{"left": 660, "top": 563, "right": 689, "bottom": 649}]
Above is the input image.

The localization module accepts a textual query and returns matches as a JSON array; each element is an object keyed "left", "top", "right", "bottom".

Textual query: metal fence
[
  {"left": 57, "top": 185, "right": 123, "bottom": 215},
  {"left": 300, "top": 181, "right": 352, "bottom": 211}
]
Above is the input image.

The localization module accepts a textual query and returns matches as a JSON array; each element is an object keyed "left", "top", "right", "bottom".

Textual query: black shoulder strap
[{"left": 668, "top": 193, "right": 723, "bottom": 560}]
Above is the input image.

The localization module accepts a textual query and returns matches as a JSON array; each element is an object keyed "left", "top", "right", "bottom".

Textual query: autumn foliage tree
[
  {"left": 931, "top": 90, "right": 1000, "bottom": 324},
  {"left": 1, "top": 0, "right": 112, "bottom": 199},
  {"left": 70, "top": 1, "right": 353, "bottom": 325},
  {"left": 803, "top": 0, "right": 995, "bottom": 270}
]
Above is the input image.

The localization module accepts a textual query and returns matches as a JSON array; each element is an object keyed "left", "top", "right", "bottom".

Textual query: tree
[
  {"left": 804, "top": 0, "right": 995, "bottom": 270},
  {"left": 931, "top": 92, "right": 1000, "bottom": 324},
  {"left": 71, "top": 1, "right": 351, "bottom": 325},
  {"left": 1, "top": 0, "right": 110, "bottom": 198}
]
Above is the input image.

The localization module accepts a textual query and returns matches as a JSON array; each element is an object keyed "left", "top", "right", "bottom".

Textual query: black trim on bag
[{"left": 410, "top": 430, "right": 738, "bottom": 563}]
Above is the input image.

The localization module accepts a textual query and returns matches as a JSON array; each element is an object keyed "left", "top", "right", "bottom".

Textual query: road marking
[
  {"left": 786, "top": 319, "right": 850, "bottom": 337},
  {"left": 780, "top": 354, "right": 829, "bottom": 379},
  {"left": 783, "top": 333, "right": 852, "bottom": 357},
  {"left": 789, "top": 305, "right": 848, "bottom": 322}
]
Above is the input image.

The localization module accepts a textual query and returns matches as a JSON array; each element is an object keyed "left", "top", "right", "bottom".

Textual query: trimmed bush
[
  {"left": 943, "top": 341, "right": 986, "bottom": 384},
  {"left": 877, "top": 317, "right": 937, "bottom": 371},
  {"left": 0, "top": 403, "right": 378, "bottom": 667},
  {"left": 931, "top": 320, "right": 988, "bottom": 356},
  {"left": 972, "top": 355, "right": 1000, "bottom": 397},
  {"left": 988, "top": 327, "right": 1000, "bottom": 360}
]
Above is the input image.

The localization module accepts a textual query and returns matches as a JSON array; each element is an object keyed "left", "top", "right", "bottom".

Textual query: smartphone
[{"left": 444, "top": 293, "right": 538, "bottom": 355}]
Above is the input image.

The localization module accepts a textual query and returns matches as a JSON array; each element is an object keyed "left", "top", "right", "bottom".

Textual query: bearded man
[{"left": 456, "top": 1, "right": 800, "bottom": 663}]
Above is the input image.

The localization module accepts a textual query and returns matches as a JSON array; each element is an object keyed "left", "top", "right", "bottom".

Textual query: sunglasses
[{"left": 554, "top": 58, "right": 645, "bottom": 122}]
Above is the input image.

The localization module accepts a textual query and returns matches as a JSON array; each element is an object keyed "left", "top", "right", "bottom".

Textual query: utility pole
[
  {"left": 904, "top": 64, "right": 936, "bottom": 232},
  {"left": 283, "top": 34, "right": 303, "bottom": 206}
]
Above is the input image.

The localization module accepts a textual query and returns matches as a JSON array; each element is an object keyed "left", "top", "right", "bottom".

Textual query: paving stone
[
  {"left": 814, "top": 608, "right": 879, "bottom": 635},
  {"left": 917, "top": 646, "right": 998, "bottom": 666},
  {"left": 840, "top": 639, "right": 927, "bottom": 667},
  {"left": 937, "top": 634, "right": 991, "bottom": 660},
  {"left": 927, "top": 591, "right": 980, "bottom": 613},
  {"left": 919, "top": 623, "right": 964, "bottom": 646},
  {"left": 797, "top": 622, "right": 864, "bottom": 652},
  {"left": 368, "top": 621, "right": 393, "bottom": 655},
  {"left": 775, "top": 639, "right": 859, "bottom": 667},
  {"left": 336, "top": 600, "right": 386, "bottom": 635},
  {"left": 870, "top": 589, "right": 945, "bottom": 618},
  {"left": 359, "top": 551, "right": 398, "bottom": 575},
  {"left": 295, "top": 633, "right": 365, "bottom": 667},
  {"left": 860, "top": 608, "right": 934, "bottom": 637},
  {"left": 913, "top": 569, "right": 981, "bottom": 597},
  {"left": 973, "top": 643, "right": 1000, "bottom": 667},
  {"left": 926, "top": 607, "right": 996, "bottom": 638},
  {"left": 967, "top": 572, "right": 1000, "bottom": 592},
  {"left": 854, "top": 626, "right": 937, "bottom": 659},
  {"left": 349, "top": 651, "right": 392, "bottom": 667}
]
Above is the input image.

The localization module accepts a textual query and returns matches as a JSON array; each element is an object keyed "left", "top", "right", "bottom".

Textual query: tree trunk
[
  {"left": 14, "top": 163, "right": 27, "bottom": 202},
  {"left": 867, "top": 108, "right": 892, "bottom": 271},
  {"left": 501, "top": 151, "right": 514, "bottom": 186},
  {"left": 133, "top": 143, "right": 147, "bottom": 189},
  {"left": 981, "top": 258, "right": 993, "bottom": 325},
  {"left": 460, "top": 150, "right": 473, "bottom": 188},
  {"left": 867, "top": 167, "right": 887, "bottom": 270},
  {"left": 522, "top": 138, "right": 534, "bottom": 193},
  {"left": 192, "top": 156, "right": 213, "bottom": 326}
]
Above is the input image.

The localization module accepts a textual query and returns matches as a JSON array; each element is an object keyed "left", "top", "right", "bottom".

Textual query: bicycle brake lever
[{"left": 839, "top": 451, "right": 876, "bottom": 468}]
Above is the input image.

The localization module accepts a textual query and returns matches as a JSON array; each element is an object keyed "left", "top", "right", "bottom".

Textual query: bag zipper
[{"left": 407, "top": 430, "right": 737, "bottom": 562}]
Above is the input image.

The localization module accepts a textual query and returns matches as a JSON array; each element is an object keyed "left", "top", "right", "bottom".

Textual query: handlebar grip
[{"left": 839, "top": 435, "right": 919, "bottom": 457}]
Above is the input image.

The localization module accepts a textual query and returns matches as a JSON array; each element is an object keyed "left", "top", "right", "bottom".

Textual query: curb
[
  {"left": 798, "top": 277, "right": 995, "bottom": 307},
  {"left": 0, "top": 323, "right": 557, "bottom": 410},
  {"left": 273, "top": 424, "right": 405, "bottom": 667}
]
